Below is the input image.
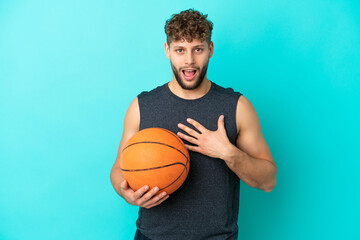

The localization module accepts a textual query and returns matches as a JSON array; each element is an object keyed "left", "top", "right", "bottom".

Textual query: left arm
[{"left": 177, "top": 96, "right": 277, "bottom": 192}]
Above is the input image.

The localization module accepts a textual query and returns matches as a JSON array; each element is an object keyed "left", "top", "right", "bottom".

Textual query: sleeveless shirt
[{"left": 136, "top": 81, "right": 243, "bottom": 240}]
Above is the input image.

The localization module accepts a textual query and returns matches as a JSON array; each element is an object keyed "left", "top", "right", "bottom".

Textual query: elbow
[
  {"left": 264, "top": 186, "right": 274, "bottom": 193},
  {"left": 264, "top": 164, "right": 277, "bottom": 192},
  {"left": 263, "top": 178, "right": 276, "bottom": 193}
]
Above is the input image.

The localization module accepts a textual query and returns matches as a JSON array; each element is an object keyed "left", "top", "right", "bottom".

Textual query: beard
[{"left": 171, "top": 61, "right": 209, "bottom": 90}]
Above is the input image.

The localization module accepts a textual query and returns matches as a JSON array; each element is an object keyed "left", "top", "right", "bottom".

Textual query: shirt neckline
[{"left": 165, "top": 81, "right": 215, "bottom": 103}]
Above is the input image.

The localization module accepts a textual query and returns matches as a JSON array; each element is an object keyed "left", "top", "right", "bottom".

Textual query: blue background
[{"left": 1, "top": 0, "right": 359, "bottom": 239}]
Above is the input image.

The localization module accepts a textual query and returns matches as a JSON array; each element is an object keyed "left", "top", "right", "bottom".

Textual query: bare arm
[
  {"left": 177, "top": 96, "right": 277, "bottom": 192},
  {"left": 110, "top": 97, "right": 169, "bottom": 208},
  {"left": 224, "top": 96, "right": 277, "bottom": 192}
]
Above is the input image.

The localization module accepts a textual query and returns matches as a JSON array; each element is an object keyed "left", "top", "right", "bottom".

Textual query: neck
[{"left": 168, "top": 78, "right": 212, "bottom": 100}]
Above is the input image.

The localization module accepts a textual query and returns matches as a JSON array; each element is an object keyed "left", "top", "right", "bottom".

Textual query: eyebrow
[{"left": 173, "top": 44, "right": 205, "bottom": 49}]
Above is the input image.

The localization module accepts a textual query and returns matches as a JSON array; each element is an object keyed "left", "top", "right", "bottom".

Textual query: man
[{"left": 111, "top": 9, "right": 277, "bottom": 240}]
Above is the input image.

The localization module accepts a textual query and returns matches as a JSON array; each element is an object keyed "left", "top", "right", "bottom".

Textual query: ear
[
  {"left": 164, "top": 42, "right": 170, "bottom": 59},
  {"left": 209, "top": 41, "right": 214, "bottom": 59}
]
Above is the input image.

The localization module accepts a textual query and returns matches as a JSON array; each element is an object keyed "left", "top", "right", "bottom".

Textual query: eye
[
  {"left": 176, "top": 49, "right": 183, "bottom": 53},
  {"left": 195, "top": 48, "right": 203, "bottom": 53}
]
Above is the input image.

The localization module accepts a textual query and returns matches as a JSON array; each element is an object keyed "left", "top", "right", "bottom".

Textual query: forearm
[
  {"left": 223, "top": 144, "right": 277, "bottom": 192},
  {"left": 110, "top": 166, "right": 124, "bottom": 198}
]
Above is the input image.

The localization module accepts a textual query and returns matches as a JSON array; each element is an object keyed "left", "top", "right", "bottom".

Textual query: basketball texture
[{"left": 120, "top": 128, "right": 190, "bottom": 195}]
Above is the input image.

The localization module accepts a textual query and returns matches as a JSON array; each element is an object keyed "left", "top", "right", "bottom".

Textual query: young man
[{"left": 111, "top": 9, "right": 277, "bottom": 240}]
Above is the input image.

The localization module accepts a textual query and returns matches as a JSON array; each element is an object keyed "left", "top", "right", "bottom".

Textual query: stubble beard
[{"left": 171, "top": 61, "right": 209, "bottom": 90}]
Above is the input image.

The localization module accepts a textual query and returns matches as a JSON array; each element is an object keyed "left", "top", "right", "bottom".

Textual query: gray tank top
[{"left": 136, "top": 81, "right": 242, "bottom": 240}]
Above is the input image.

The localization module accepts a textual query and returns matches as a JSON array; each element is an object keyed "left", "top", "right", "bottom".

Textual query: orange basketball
[{"left": 120, "top": 128, "right": 190, "bottom": 195}]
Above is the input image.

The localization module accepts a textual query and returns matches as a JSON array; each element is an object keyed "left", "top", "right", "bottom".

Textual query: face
[{"left": 165, "top": 39, "right": 214, "bottom": 90}]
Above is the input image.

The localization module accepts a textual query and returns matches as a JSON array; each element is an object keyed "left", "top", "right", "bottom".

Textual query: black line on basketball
[
  {"left": 158, "top": 128, "right": 186, "bottom": 149},
  {"left": 156, "top": 129, "right": 190, "bottom": 168},
  {"left": 158, "top": 165, "right": 187, "bottom": 191},
  {"left": 122, "top": 141, "right": 189, "bottom": 162},
  {"left": 121, "top": 161, "right": 188, "bottom": 192},
  {"left": 120, "top": 161, "right": 187, "bottom": 172}
]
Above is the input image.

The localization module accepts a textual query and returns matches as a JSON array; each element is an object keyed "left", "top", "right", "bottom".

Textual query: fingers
[
  {"left": 184, "top": 144, "right": 200, "bottom": 152},
  {"left": 121, "top": 182, "right": 169, "bottom": 208},
  {"left": 133, "top": 185, "right": 150, "bottom": 199},
  {"left": 186, "top": 118, "right": 207, "bottom": 133},
  {"left": 142, "top": 191, "right": 170, "bottom": 209},
  {"left": 120, "top": 180, "right": 130, "bottom": 190},
  {"left": 177, "top": 131, "right": 199, "bottom": 145},
  {"left": 132, "top": 186, "right": 169, "bottom": 208},
  {"left": 177, "top": 123, "right": 201, "bottom": 138},
  {"left": 120, "top": 180, "right": 133, "bottom": 196},
  {"left": 217, "top": 115, "right": 225, "bottom": 130},
  {"left": 135, "top": 186, "right": 159, "bottom": 205}
]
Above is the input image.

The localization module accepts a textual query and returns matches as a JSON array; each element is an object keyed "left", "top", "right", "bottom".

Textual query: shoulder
[
  {"left": 237, "top": 95, "right": 253, "bottom": 111},
  {"left": 138, "top": 84, "right": 167, "bottom": 99},
  {"left": 236, "top": 95, "right": 260, "bottom": 133},
  {"left": 212, "top": 82, "right": 242, "bottom": 100},
  {"left": 125, "top": 97, "right": 140, "bottom": 123}
]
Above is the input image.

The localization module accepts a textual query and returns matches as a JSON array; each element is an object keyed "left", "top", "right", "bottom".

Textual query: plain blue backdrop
[{"left": 0, "top": 0, "right": 359, "bottom": 239}]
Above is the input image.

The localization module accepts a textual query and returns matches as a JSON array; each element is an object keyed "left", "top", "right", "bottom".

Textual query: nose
[{"left": 185, "top": 51, "right": 195, "bottom": 65}]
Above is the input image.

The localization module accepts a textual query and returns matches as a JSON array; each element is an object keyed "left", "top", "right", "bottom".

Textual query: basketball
[{"left": 120, "top": 128, "right": 190, "bottom": 195}]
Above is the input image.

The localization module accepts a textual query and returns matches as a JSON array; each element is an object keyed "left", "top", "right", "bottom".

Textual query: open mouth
[{"left": 182, "top": 69, "right": 197, "bottom": 81}]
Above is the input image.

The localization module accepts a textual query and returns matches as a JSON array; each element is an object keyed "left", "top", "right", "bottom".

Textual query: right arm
[{"left": 110, "top": 97, "right": 169, "bottom": 209}]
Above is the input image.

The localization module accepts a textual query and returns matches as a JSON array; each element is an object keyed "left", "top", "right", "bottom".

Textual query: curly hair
[{"left": 164, "top": 9, "right": 213, "bottom": 46}]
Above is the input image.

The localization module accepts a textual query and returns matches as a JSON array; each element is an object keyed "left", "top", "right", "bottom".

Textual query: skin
[{"left": 110, "top": 38, "right": 277, "bottom": 209}]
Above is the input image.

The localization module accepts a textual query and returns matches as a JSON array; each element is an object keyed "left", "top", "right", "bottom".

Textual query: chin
[{"left": 179, "top": 79, "right": 203, "bottom": 90}]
